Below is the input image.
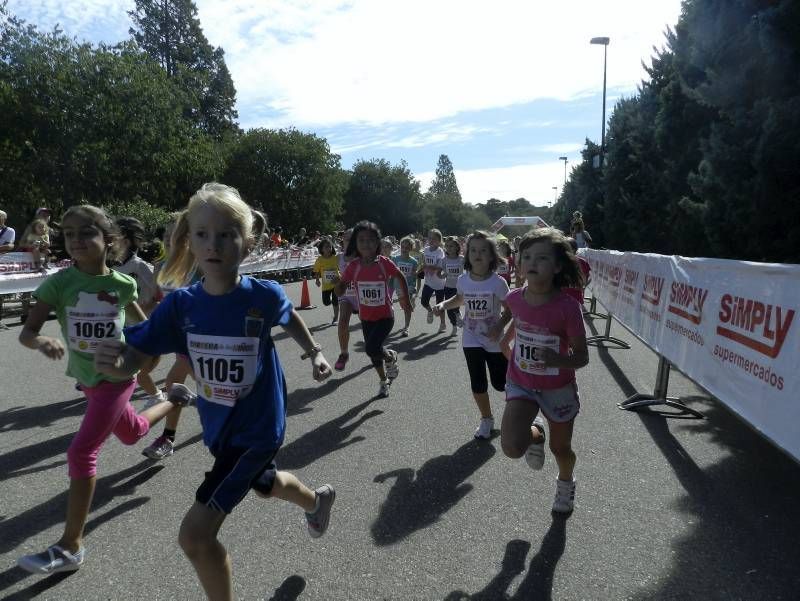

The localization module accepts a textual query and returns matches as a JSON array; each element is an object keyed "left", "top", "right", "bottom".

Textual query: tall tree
[
  {"left": 224, "top": 128, "right": 347, "bottom": 235},
  {"left": 428, "top": 154, "right": 462, "bottom": 201},
  {"left": 128, "top": 0, "right": 238, "bottom": 138},
  {"left": 343, "top": 159, "right": 423, "bottom": 235}
]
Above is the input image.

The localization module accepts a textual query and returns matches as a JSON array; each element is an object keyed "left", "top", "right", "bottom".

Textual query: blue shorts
[
  {"left": 195, "top": 446, "right": 278, "bottom": 514},
  {"left": 505, "top": 380, "right": 580, "bottom": 423}
]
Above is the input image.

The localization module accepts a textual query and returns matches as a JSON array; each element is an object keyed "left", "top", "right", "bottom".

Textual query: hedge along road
[{"left": 0, "top": 280, "right": 798, "bottom": 601}]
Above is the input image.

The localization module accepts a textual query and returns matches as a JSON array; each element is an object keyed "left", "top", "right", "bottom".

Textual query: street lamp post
[
  {"left": 590, "top": 36, "right": 610, "bottom": 168},
  {"left": 558, "top": 156, "right": 568, "bottom": 186}
]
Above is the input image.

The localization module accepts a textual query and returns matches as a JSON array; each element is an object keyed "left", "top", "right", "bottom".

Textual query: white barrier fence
[
  {"left": 0, "top": 248, "right": 319, "bottom": 295},
  {"left": 582, "top": 249, "right": 800, "bottom": 462}
]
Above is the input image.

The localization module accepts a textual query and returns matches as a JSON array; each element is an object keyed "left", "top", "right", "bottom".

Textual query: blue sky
[{"left": 9, "top": 0, "right": 683, "bottom": 205}]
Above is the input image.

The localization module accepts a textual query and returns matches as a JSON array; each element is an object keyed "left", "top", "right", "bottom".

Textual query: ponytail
[{"left": 157, "top": 210, "right": 196, "bottom": 289}]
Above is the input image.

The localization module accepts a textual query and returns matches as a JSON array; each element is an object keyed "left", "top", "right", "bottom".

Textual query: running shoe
[
  {"left": 524, "top": 416, "right": 546, "bottom": 470},
  {"left": 18, "top": 545, "right": 85, "bottom": 574},
  {"left": 456, "top": 314, "right": 464, "bottom": 327},
  {"left": 474, "top": 416, "right": 494, "bottom": 440},
  {"left": 378, "top": 380, "right": 390, "bottom": 398},
  {"left": 331, "top": 319, "right": 338, "bottom": 325},
  {"left": 142, "top": 390, "right": 166, "bottom": 410},
  {"left": 451, "top": 323, "right": 458, "bottom": 336},
  {"left": 385, "top": 350, "right": 399, "bottom": 380},
  {"left": 142, "top": 435, "right": 174, "bottom": 460},
  {"left": 167, "top": 383, "right": 196, "bottom": 407},
  {"left": 334, "top": 353, "right": 349, "bottom": 371},
  {"left": 306, "top": 484, "right": 336, "bottom": 538},
  {"left": 399, "top": 328, "right": 409, "bottom": 338},
  {"left": 552, "top": 478, "right": 576, "bottom": 513},
  {"left": 438, "top": 323, "right": 447, "bottom": 334},
  {"left": 426, "top": 311, "right": 434, "bottom": 324}
]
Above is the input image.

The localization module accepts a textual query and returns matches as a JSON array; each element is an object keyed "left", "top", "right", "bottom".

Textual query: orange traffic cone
[{"left": 297, "top": 278, "right": 316, "bottom": 310}]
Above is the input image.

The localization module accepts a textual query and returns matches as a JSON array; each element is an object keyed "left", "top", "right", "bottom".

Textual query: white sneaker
[
  {"left": 378, "top": 380, "right": 390, "bottom": 398},
  {"left": 474, "top": 416, "right": 494, "bottom": 440},
  {"left": 451, "top": 323, "right": 458, "bottom": 336},
  {"left": 426, "top": 310, "right": 434, "bottom": 324},
  {"left": 524, "top": 416, "right": 546, "bottom": 470},
  {"left": 438, "top": 323, "right": 447, "bottom": 333},
  {"left": 142, "top": 390, "right": 166, "bottom": 409},
  {"left": 456, "top": 314, "right": 464, "bottom": 327},
  {"left": 552, "top": 478, "right": 576, "bottom": 513},
  {"left": 385, "top": 350, "right": 400, "bottom": 380}
]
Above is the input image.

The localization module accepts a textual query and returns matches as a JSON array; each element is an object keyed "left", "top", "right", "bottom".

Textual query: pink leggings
[{"left": 67, "top": 379, "right": 150, "bottom": 479}]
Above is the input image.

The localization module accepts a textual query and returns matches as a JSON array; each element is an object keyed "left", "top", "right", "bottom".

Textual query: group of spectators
[{"left": 0, "top": 207, "right": 59, "bottom": 268}]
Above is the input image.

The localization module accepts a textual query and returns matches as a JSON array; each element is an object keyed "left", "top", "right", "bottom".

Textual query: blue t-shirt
[{"left": 124, "top": 276, "right": 293, "bottom": 454}]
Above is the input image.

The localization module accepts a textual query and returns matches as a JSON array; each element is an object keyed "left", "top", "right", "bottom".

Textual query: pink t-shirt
[
  {"left": 506, "top": 289, "right": 586, "bottom": 390},
  {"left": 340, "top": 256, "right": 404, "bottom": 321},
  {"left": 562, "top": 257, "right": 590, "bottom": 304}
]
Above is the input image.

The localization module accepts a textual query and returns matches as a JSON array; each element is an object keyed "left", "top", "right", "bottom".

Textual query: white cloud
[{"left": 417, "top": 161, "right": 574, "bottom": 205}]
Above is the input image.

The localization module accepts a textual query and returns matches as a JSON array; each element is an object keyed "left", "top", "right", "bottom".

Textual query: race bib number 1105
[{"left": 188, "top": 333, "right": 260, "bottom": 406}]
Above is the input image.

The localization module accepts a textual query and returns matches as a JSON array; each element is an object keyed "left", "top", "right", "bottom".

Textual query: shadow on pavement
[
  {"left": 0, "top": 568, "right": 76, "bottom": 601},
  {"left": 387, "top": 332, "right": 459, "bottom": 362},
  {"left": 0, "top": 432, "right": 73, "bottom": 483},
  {"left": 0, "top": 395, "right": 86, "bottom": 433},
  {"left": 278, "top": 397, "right": 382, "bottom": 470},
  {"left": 0, "top": 461, "right": 163, "bottom": 559},
  {"left": 595, "top": 339, "right": 800, "bottom": 599},
  {"left": 444, "top": 517, "right": 567, "bottom": 600},
  {"left": 286, "top": 365, "right": 372, "bottom": 417},
  {"left": 266, "top": 574, "right": 306, "bottom": 601},
  {"left": 371, "top": 438, "right": 497, "bottom": 546}
]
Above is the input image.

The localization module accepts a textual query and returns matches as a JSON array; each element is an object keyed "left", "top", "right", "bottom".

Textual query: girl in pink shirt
[
  {"left": 335, "top": 221, "right": 411, "bottom": 398},
  {"left": 489, "top": 227, "right": 588, "bottom": 514}
]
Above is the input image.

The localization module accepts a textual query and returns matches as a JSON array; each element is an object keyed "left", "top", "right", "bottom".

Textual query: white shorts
[{"left": 505, "top": 379, "right": 580, "bottom": 423}]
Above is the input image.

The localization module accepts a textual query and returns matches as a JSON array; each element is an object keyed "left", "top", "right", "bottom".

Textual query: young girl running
[
  {"left": 441, "top": 236, "right": 465, "bottom": 336},
  {"left": 334, "top": 221, "right": 411, "bottom": 398},
  {"left": 116, "top": 217, "right": 165, "bottom": 408},
  {"left": 392, "top": 236, "right": 418, "bottom": 337},
  {"left": 334, "top": 228, "right": 359, "bottom": 371},
  {"left": 489, "top": 227, "right": 588, "bottom": 514},
  {"left": 496, "top": 240, "right": 514, "bottom": 287},
  {"left": 312, "top": 236, "right": 340, "bottom": 325},
  {"left": 419, "top": 228, "right": 447, "bottom": 333},
  {"left": 433, "top": 231, "right": 509, "bottom": 439},
  {"left": 95, "top": 183, "right": 335, "bottom": 601},
  {"left": 16, "top": 206, "right": 186, "bottom": 575}
]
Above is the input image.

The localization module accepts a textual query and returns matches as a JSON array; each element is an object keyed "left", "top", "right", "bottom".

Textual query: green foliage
[
  {"left": 428, "top": 154, "right": 462, "bottom": 201},
  {"left": 224, "top": 128, "right": 347, "bottom": 235},
  {"left": 343, "top": 159, "right": 423, "bottom": 236},
  {"left": 128, "top": 0, "right": 238, "bottom": 138},
  {"left": 103, "top": 198, "right": 173, "bottom": 233}
]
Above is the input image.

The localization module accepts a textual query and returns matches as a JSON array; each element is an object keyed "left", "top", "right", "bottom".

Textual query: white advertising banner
[
  {"left": 582, "top": 249, "right": 800, "bottom": 461},
  {"left": 488, "top": 216, "right": 549, "bottom": 234},
  {"left": 238, "top": 246, "right": 318, "bottom": 275}
]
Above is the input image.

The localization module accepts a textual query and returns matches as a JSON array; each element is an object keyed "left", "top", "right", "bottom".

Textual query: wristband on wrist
[{"left": 300, "top": 344, "right": 322, "bottom": 360}]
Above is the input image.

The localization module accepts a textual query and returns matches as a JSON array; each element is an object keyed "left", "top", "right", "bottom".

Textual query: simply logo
[
  {"left": 607, "top": 265, "right": 622, "bottom": 288},
  {"left": 717, "top": 294, "right": 795, "bottom": 358},
  {"left": 641, "top": 274, "right": 665, "bottom": 306},
  {"left": 622, "top": 269, "right": 639, "bottom": 295},
  {"left": 667, "top": 283, "right": 708, "bottom": 324}
]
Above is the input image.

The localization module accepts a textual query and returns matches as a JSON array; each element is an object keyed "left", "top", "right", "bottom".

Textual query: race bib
[
  {"left": 187, "top": 333, "right": 260, "bottom": 407},
  {"left": 425, "top": 255, "right": 437, "bottom": 266},
  {"left": 464, "top": 292, "right": 493, "bottom": 320},
  {"left": 496, "top": 263, "right": 509, "bottom": 275},
  {"left": 514, "top": 329, "right": 559, "bottom": 376},
  {"left": 358, "top": 281, "right": 385, "bottom": 307},
  {"left": 447, "top": 265, "right": 462, "bottom": 277},
  {"left": 323, "top": 270, "right": 338, "bottom": 283},
  {"left": 398, "top": 263, "right": 413, "bottom": 276},
  {"left": 66, "top": 291, "right": 123, "bottom": 354}
]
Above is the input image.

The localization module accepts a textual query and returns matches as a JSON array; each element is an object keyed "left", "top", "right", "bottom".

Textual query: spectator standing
[{"left": 0, "top": 210, "right": 15, "bottom": 252}]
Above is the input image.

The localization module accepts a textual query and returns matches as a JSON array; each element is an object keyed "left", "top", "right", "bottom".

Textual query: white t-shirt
[
  {"left": 0, "top": 226, "right": 15, "bottom": 247},
  {"left": 456, "top": 272, "right": 509, "bottom": 351},
  {"left": 116, "top": 254, "right": 157, "bottom": 308},
  {"left": 575, "top": 231, "right": 591, "bottom": 249},
  {"left": 443, "top": 256, "right": 464, "bottom": 288},
  {"left": 422, "top": 246, "right": 445, "bottom": 290}
]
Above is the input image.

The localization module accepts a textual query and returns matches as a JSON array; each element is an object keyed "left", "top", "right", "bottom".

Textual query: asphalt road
[{"left": 1, "top": 281, "right": 799, "bottom": 600}]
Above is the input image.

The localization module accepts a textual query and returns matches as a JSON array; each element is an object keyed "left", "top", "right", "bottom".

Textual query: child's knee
[
  {"left": 66, "top": 445, "right": 97, "bottom": 479},
  {"left": 500, "top": 434, "right": 526, "bottom": 459},
  {"left": 549, "top": 439, "right": 573, "bottom": 457}
]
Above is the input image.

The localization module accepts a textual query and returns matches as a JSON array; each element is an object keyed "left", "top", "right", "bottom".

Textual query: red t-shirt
[
  {"left": 505, "top": 289, "right": 586, "bottom": 390},
  {"left": 563, "top": 257, "right": 591, "bottom": 304},
  {"left": 340, "top": 256, "right": 405, "bottom": 321}
]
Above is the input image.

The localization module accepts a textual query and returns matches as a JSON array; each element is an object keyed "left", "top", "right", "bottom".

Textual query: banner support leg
[
  {"left": 618, "top": 357, "right": 705, "bottom": 418},
  {"left": 587, "top": 312, "right": 631, "bottom": 349}
]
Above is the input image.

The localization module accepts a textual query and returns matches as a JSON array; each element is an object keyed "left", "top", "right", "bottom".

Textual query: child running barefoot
[
  {"left": 16, "top": 206, "right": 185, "bottom": 575},
  {"left": 312, "top": 236, "right": 340, "bottom": 325},
  {"left": 115, "top": 217, "right": 165, "bottom": 407},
  {"left": 419, "top": 228, "right": 447, "bottom": 333},
  {"left": 391, "top": 236, "right": 418, "bottom": 337},
  {"left": 489, "top": 227, "right": 588, "bottom": 514},
  {"left": 433, "top": 231, "right": 509, "bottom": 439},
  {"left": 95, "top": 183, "right": 335, "bottom": 601},
  {"left": 441, "top": 236, "right": 465, "bottom": 336},
  {"left": 334, "top": 228, "right": 359, "bottom": 371},
  {"left": 334, "top": 221, "right": 411, "bottom": 398}
]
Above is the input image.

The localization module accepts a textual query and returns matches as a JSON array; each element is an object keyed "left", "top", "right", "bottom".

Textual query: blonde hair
[{"left": 158, "top": 182, "right": 261, "bottom": 288}]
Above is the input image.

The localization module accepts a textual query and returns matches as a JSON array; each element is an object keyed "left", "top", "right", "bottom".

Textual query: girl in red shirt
[{"left": 335, "top": 221, "right": 411, "bottom": 398}]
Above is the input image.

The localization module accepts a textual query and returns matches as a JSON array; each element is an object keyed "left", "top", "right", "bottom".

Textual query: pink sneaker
[{"left": 334, "top": 353, "right": 349, "bottom": 371}]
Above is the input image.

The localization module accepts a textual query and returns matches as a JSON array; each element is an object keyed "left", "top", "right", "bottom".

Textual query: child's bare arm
[
  {"left": 19, "top": 300, "right": 64, "bottom": 359},
  {"left": 281, "top": 309, "right": 331, "bottom": 381}
]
